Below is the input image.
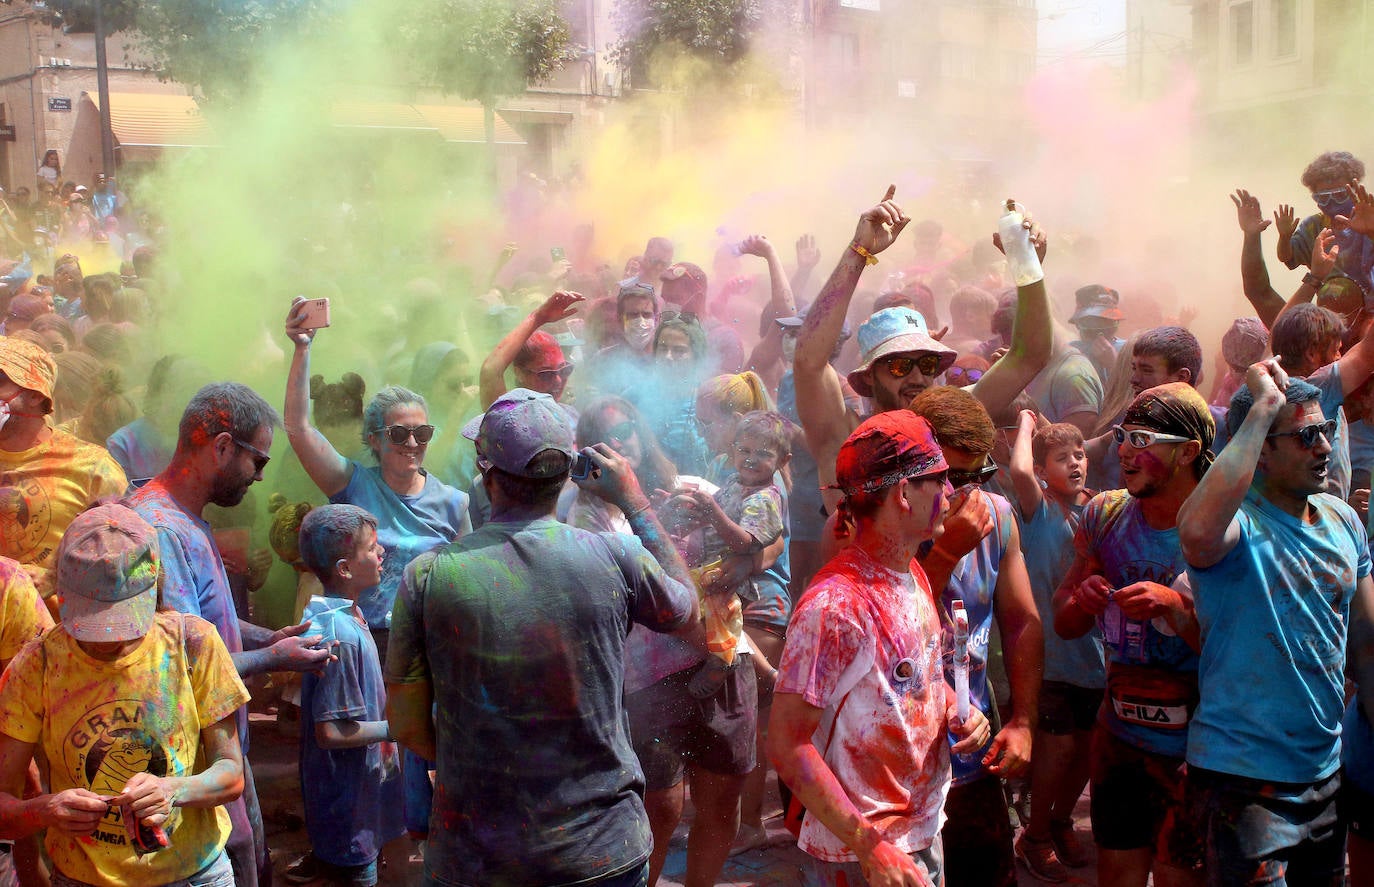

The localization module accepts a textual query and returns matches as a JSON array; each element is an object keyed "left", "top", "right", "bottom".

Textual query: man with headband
[
  {"left": 1052, "top": 381, "right": 1211, "bottom": 887},
  {"left": 770, "top": 410, "right": 990, "bottom": 887},
  {"left": 1179, "top": 359, "right": 1374, "bottom": 886}
]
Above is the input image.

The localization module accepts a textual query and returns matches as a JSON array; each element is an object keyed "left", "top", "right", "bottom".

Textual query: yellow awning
[
  {"left": 84, "top": 92, "right": 216, "bottom": 148},
  {"left": 331, "top": 101, "right": 432, "bottom": 131},
  {"left": 83, "top": 93, "right": 526, "bottom": 148},
  {"left": 414, "top": 104, "right": 525, "bottom": 145}
]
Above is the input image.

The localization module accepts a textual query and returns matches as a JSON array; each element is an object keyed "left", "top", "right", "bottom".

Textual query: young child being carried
[
  {"left": 293, "top": 504, "right": 407, "bottom": 887},
  {"left": 677, "top": 411, "right": 790, "bottom": 699}
]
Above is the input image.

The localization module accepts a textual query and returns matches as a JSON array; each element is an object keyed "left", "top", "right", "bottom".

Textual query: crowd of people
[{"left": 0, "top": 147, "right": 1373, "bottom": 887}]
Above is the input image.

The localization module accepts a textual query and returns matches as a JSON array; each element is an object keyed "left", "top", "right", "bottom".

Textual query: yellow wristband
[{"left": 850, "top": 242, "right": 878, "bottom": 266}]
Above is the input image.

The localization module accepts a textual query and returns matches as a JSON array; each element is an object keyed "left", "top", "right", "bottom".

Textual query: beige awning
[
  {"left": 83, "top": 92, "right": 216, "bottom": 148},
  {"left": 414, "top": 104, "right": 525, "bottom": 145}
]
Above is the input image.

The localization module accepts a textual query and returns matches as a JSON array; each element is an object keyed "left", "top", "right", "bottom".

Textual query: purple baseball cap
[{"left": 471, "top": 388, "right": 576, "bottom": 478}]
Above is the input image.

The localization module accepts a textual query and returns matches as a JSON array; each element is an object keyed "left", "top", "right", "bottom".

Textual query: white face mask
[
  {"left": 624, "top": 317, "right": 655, "bottom": 351},
  {"left": 780, "top": 334, "right": 797, "bottom": 367}
]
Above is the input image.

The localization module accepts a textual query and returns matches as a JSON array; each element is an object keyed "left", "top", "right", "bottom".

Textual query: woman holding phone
[{"left": 283, "top": 297, "right": 469, "bottom": 876}]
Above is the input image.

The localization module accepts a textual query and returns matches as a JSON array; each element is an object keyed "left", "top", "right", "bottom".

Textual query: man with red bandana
[{"left": 770, "top": 410, "right": 990, "bottom": 887}]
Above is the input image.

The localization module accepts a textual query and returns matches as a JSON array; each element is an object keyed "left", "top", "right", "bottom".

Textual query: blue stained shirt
[
  {"left": 126, "top": 480, "right": 248, "bottom": 746},
  {"left": 1020, "top": 497, "right": 1104, "bottom": 688},
  {"left": 941, "top": 491, "right": 1014, "bottom": 785},
  {"left": 330, "top": 462, "right": 470, "bottom": 628},
  {"left": 299, "top": 597, "right": 404, "bottom": 867},
  {"left": 1075, "top": 490, "right": 1199, "bottom": 758},
  {"left": 1187, "top": 488, "right": 1370, "bottom": 783}
]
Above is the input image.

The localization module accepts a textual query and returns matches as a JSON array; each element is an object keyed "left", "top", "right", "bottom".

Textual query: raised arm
[
  {"left": 1232, "top": 190, "right": 1285, "bottom": 328},
  {"left": 970, "top": 221, "right": 1051, "bottom": 419},
  {"left": 1178, "top": 359, "right": 1285, "bottom": 569},
  {"left": 1273, "top": 227, "right": 1337, "bottom": 328},
  {"left": 741, "top": 235, "right": 796, "bottom": 379},
  {"left": 1337, "top": 285, "right": 1374, "bottom": 397},
  {"left": 478, "top": 291, "right": 584, "bottom": 409},
  {"left": 1008, "top": 408, "right": 1043, "bottom": 520},
  {"left": 283, "top": 297, "right": 352, "bottom": 497},
  {"left": 796, "top": 188, "right": 909, "bottom": 508},
  {"left": 789, "top": 233, "right": 822, "bottom": 303}
]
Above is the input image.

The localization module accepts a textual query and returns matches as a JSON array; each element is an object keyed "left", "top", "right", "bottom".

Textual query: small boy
[
  {"left": 292, "top": 504, "right": 405, "bottom": 886},
  {"left": 680, "top": 410, "right": 790, "bottom": 698},
  {"left": 1007, "top": 410, "right": 1102, "bottom": 882}
]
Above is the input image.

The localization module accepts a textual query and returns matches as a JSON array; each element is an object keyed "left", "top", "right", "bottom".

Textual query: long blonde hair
[{"left": 1093, "top": 333, "right": 1140, "bottom": 437}]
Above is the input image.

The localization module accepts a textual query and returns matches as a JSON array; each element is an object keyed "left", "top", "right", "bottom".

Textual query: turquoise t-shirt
[
  {"left": 1187, "top": 488, "right": 1370, "bottom": 783},
  {"left": 1021, "top": 497, "right": 1104, "bottom": 688},
  {"left": 331, "top": 462, "right": 471, "bottom": 628}
]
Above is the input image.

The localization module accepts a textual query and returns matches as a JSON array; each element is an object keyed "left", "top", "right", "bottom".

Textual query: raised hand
[
  {"left": 1311, "top": 228, "right": 1339, "bottom": 279},
  {"left": 531, "top": 290, "right": 584, "bottom": 326},
  {"left": 1274, "top": 203, "right": 1298, "bottom": 240},
  {"left": 737, "top": 234, "right": 776, "bottom": 259},
  {"left": 795, "top": 233, "right": 821, "bottom": 271},
  {"left": 853, "top": 185, "right": 911, "bottom": 256},
  {"left": 1231, "top": 189, "right": 1272, "bottom": 236}
]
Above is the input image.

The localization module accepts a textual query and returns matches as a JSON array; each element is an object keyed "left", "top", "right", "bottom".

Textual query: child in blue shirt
[{"left": 292, "top": 505, "right": 406, "bottom": 886}]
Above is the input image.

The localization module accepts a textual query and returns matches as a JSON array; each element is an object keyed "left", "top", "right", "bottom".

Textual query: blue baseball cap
[{"left": 847, "top": 307, "right": 955, "bottom": 398}]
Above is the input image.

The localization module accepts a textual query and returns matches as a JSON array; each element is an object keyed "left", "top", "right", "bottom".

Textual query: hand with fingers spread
[
  {"left": 853, "top": 185, "right": 911, "bottom": 257},
  {"left": 1337, "top": 181, "right": 1374, "bottom": 238},
  {"left": 531, "top": 290, "right": 584, "bottom": 326},
  {"left": 1274, "top": 202, "right": 1298, "bottom": 241},
  {"left": 1231, "top": 189, "right": 1272, "bottom": 236}
]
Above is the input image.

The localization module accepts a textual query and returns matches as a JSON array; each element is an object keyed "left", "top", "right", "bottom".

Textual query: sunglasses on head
[
  {"left": 947, "top": 460, "right": 998, "bottom": 488},
  {"left": 1111, "top": 425, "right": 1191, "bottom": 449},
  {"left": 660, "top": 310, "right": 699, "bottom": 325},
  {"left": 881, "top": 354, "right": 943, "bottom": 379},
  {"left": 375, "top": 424, "right": 435, "bottom": 445},
  {"left": 1267, "top": 418, "right": 1337, "bottom": 449}
]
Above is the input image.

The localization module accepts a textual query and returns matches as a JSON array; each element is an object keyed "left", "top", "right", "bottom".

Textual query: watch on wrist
[{"left": 1303, "top": 271, "right": 1324, "bottom": 289}]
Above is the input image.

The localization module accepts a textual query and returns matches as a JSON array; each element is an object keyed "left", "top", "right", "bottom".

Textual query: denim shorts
[{"left": 52, "top": 849, "right": 233, "bottom": 887}]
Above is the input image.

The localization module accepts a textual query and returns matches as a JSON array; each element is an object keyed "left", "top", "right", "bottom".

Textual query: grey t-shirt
[{"left": 386, "top": 517, "right": 692, "bottom": 886}]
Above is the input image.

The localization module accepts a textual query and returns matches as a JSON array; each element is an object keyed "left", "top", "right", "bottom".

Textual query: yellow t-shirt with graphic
[
  {"left": 0, "top": 429, "right": 128, "bottom": 598},
  {"left": 0, "top": 557, "right": 53, "bottom": 665},
  {"left": 0, "top": 611, "right": 250, "bottom": 886}
]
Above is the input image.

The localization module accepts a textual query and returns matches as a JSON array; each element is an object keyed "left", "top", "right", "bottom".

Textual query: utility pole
[{"left": 93, "top": 0, "right": 115, "bottom": 175}]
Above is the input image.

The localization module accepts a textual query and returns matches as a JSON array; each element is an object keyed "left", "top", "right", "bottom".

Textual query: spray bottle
[{"left": 997, "top": 199, "right": 1044, "bottom": 287}]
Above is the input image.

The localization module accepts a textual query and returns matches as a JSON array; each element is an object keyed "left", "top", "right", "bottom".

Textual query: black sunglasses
[
  {"left": 375, "top": 424, "right": 435, "bottom": 445},
  {"left": 881, "top": 354, "right": 943, "bottom": 379},
  {"left": 947, "top": 366, "right": 985, "bottom": 383},
  {"left": 232, "top": 437, "right": 271, "bottom": 472},
  {"left": 1267, "top": 419, "right": 1337, "bottom": 449},
  {"left": 947, "top": 460, "right": 998, "bottom": 488}
]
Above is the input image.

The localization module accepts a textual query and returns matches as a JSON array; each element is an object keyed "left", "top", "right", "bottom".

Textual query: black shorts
[
  {"left": 1038, "top": 681, "right": 1103, "bottom": 736},
  {"left": 625, "top": 657, "right": 757, "bottom": 792},
  {"left": 1341, "top": 770, "right": 1374, "bottom": 840},
  {"left": 939, "top": 776, "right": 1016, "bottom": 887},
  {"left": 1089, "top": 728, "right": 1202, "bottom": 869}
]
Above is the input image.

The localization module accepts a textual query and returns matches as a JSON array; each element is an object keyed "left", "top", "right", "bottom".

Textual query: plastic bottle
[
  {"left": 953, "top": 601, "right": 970, "bottom": 723},
  {"left": 997, "top": 199, "right": 1044, "bottom": 286}
]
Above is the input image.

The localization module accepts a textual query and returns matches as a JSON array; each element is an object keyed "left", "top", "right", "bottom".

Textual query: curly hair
[{"left": 1301, "top": 151, "right": 1365, "bottom": 190}]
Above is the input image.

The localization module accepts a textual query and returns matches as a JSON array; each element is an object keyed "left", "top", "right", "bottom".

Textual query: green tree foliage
[
  {"left": 612, "top": 0, "right": 764, "bottom": 84},
  {"left": 403, "top": 0, "right": 571, "bottom": 110}
]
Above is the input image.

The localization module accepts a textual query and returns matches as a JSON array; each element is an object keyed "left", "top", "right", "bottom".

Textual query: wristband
[
  {"left": 849, "top": 242, "right": 878, "bottom": 266},
  {"left": 622, "top": 502, "right": 652, "bottom": 522},
  {"left": 1303, "top": 271, "right": 1324, "bottom": 289}
]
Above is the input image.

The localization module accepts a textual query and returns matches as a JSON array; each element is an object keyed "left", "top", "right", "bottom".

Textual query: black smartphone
[
  {"left": 570, "top": 452, "right": 593, "bottom": 480},
  {"left": 551, "top": 246, "right": 566, "bottom": 263}
]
